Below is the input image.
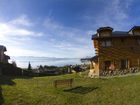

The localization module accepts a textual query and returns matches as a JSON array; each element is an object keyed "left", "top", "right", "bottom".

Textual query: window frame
[{"left": 101, "top": 40, "right": 112, "bottom": 47}]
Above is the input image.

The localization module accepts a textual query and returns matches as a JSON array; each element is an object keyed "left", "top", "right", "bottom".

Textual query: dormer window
[
  {"left": 97, "top": 27, "right": 113, "bottom": 37},
  {"left": 128, "top": 26, "right": 140, "bottom": 35},
  {"left": 101, "top": 40, "right": 111, "bottom": 47}
]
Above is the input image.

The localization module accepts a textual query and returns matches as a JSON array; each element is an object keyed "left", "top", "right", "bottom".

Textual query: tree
[
  {"left": 28, "top": 62, "right": 32, "bottom": 71},
  {"left": 73, "top": 65, "right": 82, "bottom": 72},
  {"left": 12, "top": 61, "right": 17, "bottom": 67}
]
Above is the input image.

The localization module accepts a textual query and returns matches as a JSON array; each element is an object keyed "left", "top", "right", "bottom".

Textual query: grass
[{"left": 1, "top": 73, "right": 140, "bottom": 105}]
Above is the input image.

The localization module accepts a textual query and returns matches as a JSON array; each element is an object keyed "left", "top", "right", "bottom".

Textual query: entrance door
[{"left": 121, "top": 59, "right": 128, "bottom": 69}]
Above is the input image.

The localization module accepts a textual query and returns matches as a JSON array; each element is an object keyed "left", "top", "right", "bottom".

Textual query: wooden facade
[{"left": 91, "top": 26, "right": 140, "bottom": 77}]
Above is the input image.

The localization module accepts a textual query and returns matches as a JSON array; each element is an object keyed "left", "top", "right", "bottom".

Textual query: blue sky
[{"left": 0, "top": 0, "right": 140, "bottom": 58}]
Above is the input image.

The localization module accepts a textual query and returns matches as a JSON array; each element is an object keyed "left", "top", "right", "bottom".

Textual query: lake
[{"left": 10, "top": 56, "right": 83, "bottom": 68}]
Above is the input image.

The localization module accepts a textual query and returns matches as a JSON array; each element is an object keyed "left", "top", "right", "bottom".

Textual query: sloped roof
[
  {"left": 90, "top": 56, "right": 98, "bottom": 62},
  {"left": 92, "top": 26, "right": 140, "bottom": 40},
  {"left": 97, "top": 27, "right": 113, "bottom": 32},
  {"left": 129, "top": 26, "right": 140, "bottom": 32},
  {"left": 113, "top": 31, "right": 128, "bottom": 35},
  {"left": 81, "top": 56, "right": 98, "bottom": 62},
  {"left": 92, "top": 30, "right": 140, "bottom": 39}
]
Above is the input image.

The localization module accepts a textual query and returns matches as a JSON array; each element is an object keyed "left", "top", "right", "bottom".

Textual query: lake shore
[{"left": 10, "top": 56, "right": 85, "bottom": 69}]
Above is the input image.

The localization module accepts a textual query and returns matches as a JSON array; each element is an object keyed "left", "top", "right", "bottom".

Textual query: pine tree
[{"left": 28, "top": 62, "right": 32, "bottom": 71}]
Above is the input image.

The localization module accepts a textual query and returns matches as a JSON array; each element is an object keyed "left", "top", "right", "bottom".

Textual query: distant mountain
[
  {"left": 9, "top": 56, "right": 82, "bottom": 68},
  {"left": 11, "top": 56, "right": 80, "bottom": 59}
]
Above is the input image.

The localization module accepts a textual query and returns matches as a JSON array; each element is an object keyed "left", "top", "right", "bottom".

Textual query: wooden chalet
[{"left": 90, "top": 26, "right": 140, "bottom": 77}]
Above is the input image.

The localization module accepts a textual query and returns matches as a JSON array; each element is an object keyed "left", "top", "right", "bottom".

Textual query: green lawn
[{"left": 1, "top": 73, "right": 140, "bottom": 105}]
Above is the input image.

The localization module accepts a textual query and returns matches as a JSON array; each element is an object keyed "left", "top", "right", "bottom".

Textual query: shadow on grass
[
  {"left": 0, "top": 76, "right": 16, "bottom": 105},
  {"left": 0, "top": 75, "right": 33, "bottom": 105},
  {"left": 10, "top": 76, "right": 33, "bottom": 80},
  {"left": 64, "top": 86, "right": 98, "bottom": 94},
  {"left": 0, "top": 76, "right": 16, "bottom": 86},
  {"left": 0, "top": 86, "right": 3, "bottom": 105}
]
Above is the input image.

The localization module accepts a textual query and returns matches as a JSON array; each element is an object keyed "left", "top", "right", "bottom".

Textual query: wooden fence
[{"left": 54, "top": 78, "right": 73, "bottom": 88}]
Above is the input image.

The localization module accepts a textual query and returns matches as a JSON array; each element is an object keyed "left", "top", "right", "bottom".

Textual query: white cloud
[
  {"left": 44, "top": 18, "right": 63, "bottom": 31},
  {"left": 6, "top": 46, "right": 47, "bottom": 57},
  {"left": 0, "top": 17, "right": 43, "bottom": 37},
  {"left": 83, "top": 0, "right": 133, "bottom": 30},
  {"left": 109, "top": 0, "right": 128, "bottom": 20},
  {"left": 44, "top": 18, "right": 81, "bottom": 36},
  {"left": 43, "top": 18, "right": 95, "bottom": 57},
  {"left": 9, "top": 15, "right": 33, "bottom": 27},
  {"left": 43, "top": 17, "right": 92, "bottom": 41},
  {"left": 0, "top": 15, "right": 45, "bottom": 57},
  {"left": 0, "top": 23, "right": 35, "bottom": 36},
  {"left": 0, "top": 15, "right": 94, "bottom": 58}
]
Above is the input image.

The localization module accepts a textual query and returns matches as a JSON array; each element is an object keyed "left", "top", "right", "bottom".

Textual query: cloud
[
  {"left": 0, "top": 15, "right": 45, "bottom": 57},
  {"left": 1, "top": 15, "right": 94, "bottom": 58},
  {"left": 42, "top": 17, "right": 94, "bottom": 57},
  {"left": 0, "top": 22, "right": 43, "bottom": 38},
  {"left": 0, "top": 23, "right": 42, "bottom": 37},
  {"left": 44, "top": 18, "right": 63, "bottom": 32},
  {"left": 96, "top": 0, "right": 131, "bottom": 28},
  {"left": 83, "top": 0, "right": 134, "bottom": 30},
  {"left": 1, "top": 0, "right": 138, "bottom": 59},
  {"left": 9, "top": 15, "right": 33, "bottom": 27},
  {"left": 108, "top": 0, "right": 128, "bottom": 20},
  {"left": 6, "top": 46, "right": 47, "bottom": 57},
  {"left": 43, "top": 17, "right": 91, "bottom": 42}
]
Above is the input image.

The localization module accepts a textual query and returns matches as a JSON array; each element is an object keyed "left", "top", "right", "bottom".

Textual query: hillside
[{"left": 1, "top": 73, "right": 140, "bottom": 105}]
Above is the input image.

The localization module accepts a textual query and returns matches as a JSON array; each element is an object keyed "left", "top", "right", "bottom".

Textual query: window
[
  {"left": 101, "top": 41, "right": 106, "bottom": 47},
  {"left": 104, "top": 61, "right": 111, "bottom": 70},
  {"left": 121, "top": 59, "right": 129, "bottom": 69},
  {"left": 106, "top": 41, "right": 111, "bottom": 46},
  {"left": 101, "top": 40, "right": 111, "bottom": 47}
]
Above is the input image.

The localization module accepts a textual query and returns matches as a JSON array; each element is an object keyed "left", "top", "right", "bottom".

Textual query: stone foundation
[{"left": 89, "top": 67, "right": 140, "bottom": 77}]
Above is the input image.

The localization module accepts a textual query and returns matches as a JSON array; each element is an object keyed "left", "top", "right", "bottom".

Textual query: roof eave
[{"left": 92, "top": 35, "right": 140, "bottom": 40}]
